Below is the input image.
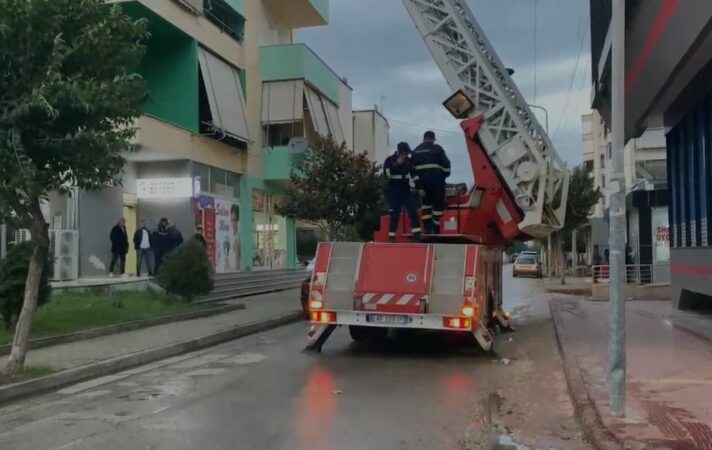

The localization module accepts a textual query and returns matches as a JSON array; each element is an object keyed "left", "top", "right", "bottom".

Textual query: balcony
[
  {"left": 262, "top": 146, "right": 303, "bottom": 181},
  {"left": 261, "top": 0, "right": 328, "bottom": 28},
  {"left": 261, "top": 44, "right": 340, "bottom": 104}
]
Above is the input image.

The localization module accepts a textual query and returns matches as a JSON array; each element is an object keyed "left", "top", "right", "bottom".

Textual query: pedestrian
[
  {"left": 133, "top": 219, "right": 154, "bottom": 277},
  {"left": 383, "top": 142, "right": 422, "bottom": 241},
  {"left": 153, "top": 218, "right": 169, "bottom": 273},
  {"left": 412, "top": 131, "right": 451, "bottom": 234},
  {"left": 109, "top": 217, "right": 129, "bottom": 277},
  {"left": 194, "top": 226, "right": 207, "bottom": 247},
  {"left": 167, "top": 220, "right": 184, "bottom": 253}
]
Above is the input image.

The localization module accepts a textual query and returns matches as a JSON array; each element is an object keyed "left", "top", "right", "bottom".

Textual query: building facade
[
  {"left": 46, "top": 0, "right": 383, "bottom": 279},
  {"left": 589, "top": 0, "right": 712, "bottom": 307}
]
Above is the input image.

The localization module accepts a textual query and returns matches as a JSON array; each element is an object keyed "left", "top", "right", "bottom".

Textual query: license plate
[{"left": 366, "top": 314, "right": 411, "bottom": 325}]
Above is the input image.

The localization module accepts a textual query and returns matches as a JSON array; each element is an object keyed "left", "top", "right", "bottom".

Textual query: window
[
  {"left": 263, "top": 122, "right": 305, "bottom": 147},
  {"left": 198, "top": 47, "right": 249, "bottom": 148},
  {"left": 192, "top": 163, "right": 241, "bottom": 199},
  {"left": 194, "top": 162, "right": 211, "bottom": 193},
  {"left": 204, "top": 0, "right": 245, "bottom": 42}
]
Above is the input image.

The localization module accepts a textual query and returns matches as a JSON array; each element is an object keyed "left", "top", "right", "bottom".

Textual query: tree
[
  {"left": 277, "top": 137, "right": 384, "bottom": 241},
  {"left": 156, "top": 241, "right": 214, "bottom": 301},
  {"left": 550, "top": 164, "right": 602, "bottom": 283},
  {"left": 0, "top": 243, "right": 51, "bottom": 332},
  {"left": 0, "top": 0, "right": 148, "bottom": 375}
]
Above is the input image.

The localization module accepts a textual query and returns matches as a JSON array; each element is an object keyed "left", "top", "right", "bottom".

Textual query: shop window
[
  {"left": 194, "top": 162, "right": 211, "bottom": 194},
  {"left": 192, "top": 163, "right": 241, "bottom": 199}
]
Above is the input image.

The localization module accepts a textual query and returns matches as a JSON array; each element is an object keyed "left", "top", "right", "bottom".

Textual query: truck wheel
[{"left": 349, "top": 326, "right": 387, "bottom": 342}]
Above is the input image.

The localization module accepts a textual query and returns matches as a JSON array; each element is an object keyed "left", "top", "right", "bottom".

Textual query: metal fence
[{"left": 592, "top": 264, "right": 670, "bottom": 285}]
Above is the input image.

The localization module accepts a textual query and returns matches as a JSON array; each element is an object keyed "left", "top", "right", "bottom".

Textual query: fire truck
[{"left": 306, "top": 0, "right": 569, "bottom": 352}]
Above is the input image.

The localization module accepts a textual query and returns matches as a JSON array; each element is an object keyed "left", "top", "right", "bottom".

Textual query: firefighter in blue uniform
[
  {"left": 384, "top": 142, "right": 422, "bottom": 241},
  {"left": 412, "top": 131, "right": 451, "bottom": 234}
]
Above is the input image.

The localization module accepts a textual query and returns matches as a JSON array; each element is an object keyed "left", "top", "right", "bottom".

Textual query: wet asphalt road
[{"left": 0, "top": 267, "right": 587, "bottom": 450}]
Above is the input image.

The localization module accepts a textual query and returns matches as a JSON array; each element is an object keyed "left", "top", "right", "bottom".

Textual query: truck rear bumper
[{"left": 310, "top": 310, "right": 472, "bottom": 331}]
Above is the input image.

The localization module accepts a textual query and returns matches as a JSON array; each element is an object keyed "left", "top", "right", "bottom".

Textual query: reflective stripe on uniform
[
  {"left": 415, "top": 163, "right": 449, "bottom": 172},
  {"left": 388, "top": 175, "right": 404, "bottom": 180},
  {"left": 388, "top": 232, "right": 396, "bottom": 237},
  {"left": 421, "top": 205, "right": 432, "bottom": 210},
  {"left": 411, "top": 227, "right": 422, "bottom": 233},
  {"left": 421, "top": 214, "right": 433, "bottom": 220},
  {"left": 442, "top": 167, "right": 451, "bottom": 173},
  {"left": 433, "top": 210, "right": 443, "bottom": 217}
]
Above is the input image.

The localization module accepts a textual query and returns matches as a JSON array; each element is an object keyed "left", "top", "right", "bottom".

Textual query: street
[{"left": 0, "top": 268, "right": 589, "bottom": 450}]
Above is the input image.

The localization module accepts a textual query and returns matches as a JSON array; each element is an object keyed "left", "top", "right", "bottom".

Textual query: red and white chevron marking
[{"left": 360, "top": 293, "right": 420, "bottom": 306}]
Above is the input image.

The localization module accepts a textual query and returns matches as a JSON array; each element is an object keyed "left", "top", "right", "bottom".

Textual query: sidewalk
[
  {"left": 542, "top": 276, "right": 592, "bottom": 296},
  {"left": 551, "top": 297, "right": 712, "bottom": 449},
  {"left": 0, "top": 289, "right": 301, "bottom": 372}
]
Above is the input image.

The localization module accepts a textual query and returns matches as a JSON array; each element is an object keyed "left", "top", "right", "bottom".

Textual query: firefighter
[
  {"left": 412, "top": 131, "right": 451, "bottom": 234},
  {"left": 384, "top": 142, "right": 422, "bottom": 241}
]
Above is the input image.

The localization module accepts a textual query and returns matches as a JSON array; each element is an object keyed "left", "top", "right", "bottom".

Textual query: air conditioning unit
[{"left": 50, "top": 230, "right": 79, "bottom": 281}]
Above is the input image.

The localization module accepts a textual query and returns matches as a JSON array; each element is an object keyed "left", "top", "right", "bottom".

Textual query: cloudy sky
[{"left": 300, "top": 0, "right": 592, "bottom": 182}]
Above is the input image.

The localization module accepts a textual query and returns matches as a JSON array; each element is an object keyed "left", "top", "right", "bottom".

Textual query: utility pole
[{"left": 609, "top": 0, "right": 626, "bottom": 417}]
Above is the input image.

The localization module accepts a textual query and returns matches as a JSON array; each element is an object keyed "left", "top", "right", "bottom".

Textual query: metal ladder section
[
  {"left": 428, "top": 244, "right": 467, "bottom": 315},
  {"left": 400, "top": 0, "right": 569, "bottom": 237},
  {"left": 323, "top": 242, "right": 362, "bottom": 310}
]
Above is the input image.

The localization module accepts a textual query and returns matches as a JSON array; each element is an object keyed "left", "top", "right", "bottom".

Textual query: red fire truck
[{"left": 305, "top": 0, "right": 569, "bottom": 352}]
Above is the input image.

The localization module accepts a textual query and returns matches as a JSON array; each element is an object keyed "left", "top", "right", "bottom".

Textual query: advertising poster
[
  {"left": 652, "top": 207, "right": 670, "bottom": 263},
  {"left": 194, "top": 196, "right": 216, "bottom": 271},
  {"left": 215, "top": 198, "right": 241, "bottom": 272}
]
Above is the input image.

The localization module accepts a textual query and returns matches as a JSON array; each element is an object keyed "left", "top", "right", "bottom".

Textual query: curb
[
  {"left": 0, "top": 303, "right": 246, "bottom": 356},
  {"left": 549, "top": 301, "right": 623, "bottom": 450},
  {"left": 0, "top": 311, "right": 302, "bottom": 405}
]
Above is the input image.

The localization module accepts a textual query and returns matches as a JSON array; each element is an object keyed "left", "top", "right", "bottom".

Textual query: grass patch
[
  {"left": 0, "top": 365, "right": 54, "bottom": 386},
  {"left": 0, "top": 291, "right": 213, "bottom": 345}
]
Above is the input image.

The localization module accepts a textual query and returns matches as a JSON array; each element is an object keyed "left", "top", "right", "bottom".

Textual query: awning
[
  {"left": 175, "top": 0, "right": 203, "bottom": 13},
  {"left": 304, "top": 87, "right": 330, "bottom": 138},
  {"left": 198, "top": 47, "right": 250, "bottom": 142},
  {"left": 322, "top": 98, "right": 345, "bottom": 144},
  {"left": 262, "top": 80, "right": 304, "bottom": 123}
]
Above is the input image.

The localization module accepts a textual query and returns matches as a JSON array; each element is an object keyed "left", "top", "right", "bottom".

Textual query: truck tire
[{"left": 349, "top": 326, "right": 388, "bottom": 343}]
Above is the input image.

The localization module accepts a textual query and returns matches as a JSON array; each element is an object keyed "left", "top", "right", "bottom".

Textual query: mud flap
[
  {"left": 495, "top": 309, "right": 514, "bottom": 332},
  {"left": 473, "top": 323, "right": 495, "bottom": 353},
  {"left": 304, "top": 324, "right": 337, "bottom": 352}
]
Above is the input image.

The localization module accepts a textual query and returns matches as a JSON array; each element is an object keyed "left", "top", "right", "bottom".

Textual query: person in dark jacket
[
  {"left": 133, "top": 219, "right": 154, "bottom": 277},
  {"left": 412, "top": 131, "right": 451, "bottom": 234},
  {"left": 383, "top": 142, "right": 422, "bottom": 241},
  {"left": 109, "top": 218, "right": 129, "bottom": 277},
  {"left": 153, "top": 218, "right": 169, "bottom": 273},
  {"left": 166, "top": 220, "right": 184, "bottom": 253}
]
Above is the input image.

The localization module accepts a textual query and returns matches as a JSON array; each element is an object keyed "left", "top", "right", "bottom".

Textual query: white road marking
[{"left": 220, "top": 353, "right": 266, "bottom": 365}]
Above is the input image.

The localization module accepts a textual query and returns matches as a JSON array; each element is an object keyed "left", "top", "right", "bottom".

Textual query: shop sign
[{"left": 137, "top": 178, "right": 194, "bottom": 199}]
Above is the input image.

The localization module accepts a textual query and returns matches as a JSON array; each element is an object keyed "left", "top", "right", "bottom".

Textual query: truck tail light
[
  {"left": 311, "top": 311, "right": 336, "bottom": 324},
  {"left": 443, "top": 316, "right": 471, "bottom": 330},
  {"left": 309, "top": 299, "right": 324, "bottom": 310},
  {"left": 461, "top": 298, "right": 476, "bottom": 317}
]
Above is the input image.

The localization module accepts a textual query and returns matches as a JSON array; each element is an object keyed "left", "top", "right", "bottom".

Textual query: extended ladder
[{"left": 401, "top": 0, "right": 569, "bottom": 237}]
